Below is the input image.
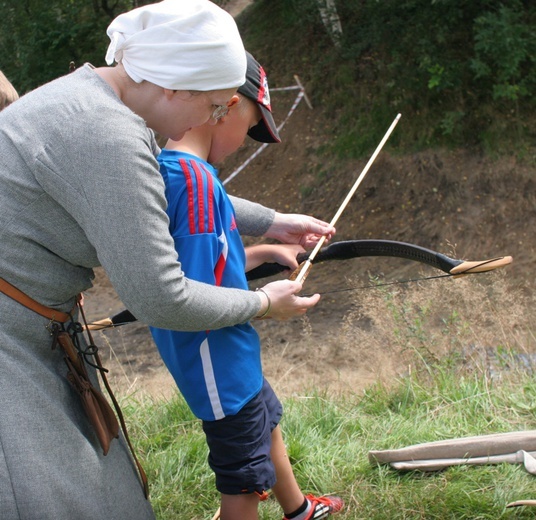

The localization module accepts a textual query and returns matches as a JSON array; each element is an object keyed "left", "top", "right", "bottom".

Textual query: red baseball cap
[{"left": 238, "top": 52, "right": 281, "bottom": 144}]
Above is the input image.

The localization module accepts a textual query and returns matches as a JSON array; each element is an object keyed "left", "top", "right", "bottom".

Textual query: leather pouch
[{"left": 56, "top": 331, "right": 119, "bottom": 455}]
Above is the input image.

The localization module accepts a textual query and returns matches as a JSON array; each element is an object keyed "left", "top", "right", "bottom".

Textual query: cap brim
[{"left": 248, "top": 104, "right": 281, "bottom": 143}]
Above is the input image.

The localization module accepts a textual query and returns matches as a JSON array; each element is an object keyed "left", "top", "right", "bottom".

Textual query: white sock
[{"left": 289, "top": 498, "right": 312, "bottom": 520}]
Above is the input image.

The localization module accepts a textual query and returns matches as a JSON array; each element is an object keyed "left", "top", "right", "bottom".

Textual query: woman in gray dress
[{"left": 0, "top": 1, "right": 333, "bottom": 519}]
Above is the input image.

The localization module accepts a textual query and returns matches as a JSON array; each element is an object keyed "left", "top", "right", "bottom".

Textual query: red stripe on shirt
[
  {"left": 179, "top": 158, "right": 196, "bottom": 235},
  {"left": 200, "top": 163, "right": 214, "bottom": 233},
  {"left": 190, "top": 161, "right": 206, "bottom": 234},
  {"left": 214, "top": 253, "right": 226, "bottom": 287}
]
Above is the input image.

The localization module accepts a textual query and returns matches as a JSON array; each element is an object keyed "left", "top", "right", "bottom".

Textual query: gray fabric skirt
[{"left": 0, "top": 293, "right": 155, "bottom": 520}]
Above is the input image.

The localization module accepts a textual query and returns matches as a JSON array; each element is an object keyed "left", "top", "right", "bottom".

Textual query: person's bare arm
[{"left": 245, "top": 244, "right": 304, "bottom": 272}]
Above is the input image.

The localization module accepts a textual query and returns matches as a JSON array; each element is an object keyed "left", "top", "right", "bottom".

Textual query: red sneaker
[{"left": 283, "top": 494, "right": 345, "bottom": 520}]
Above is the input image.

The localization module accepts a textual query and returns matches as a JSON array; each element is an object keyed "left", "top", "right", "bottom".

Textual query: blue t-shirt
[{"left": 150, "top": 150, "right": 263, "bottom": 421}]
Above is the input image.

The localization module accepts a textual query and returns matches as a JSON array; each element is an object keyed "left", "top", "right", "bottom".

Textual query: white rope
[
  {"left": 222, "top": 143, "right": 270, "bottom": 186},
  {"left": 222, "top": 84, "right": 307, "bottom": 186},
  {"left": 270, "top": 85, "right": 302, "bottom": 91}
]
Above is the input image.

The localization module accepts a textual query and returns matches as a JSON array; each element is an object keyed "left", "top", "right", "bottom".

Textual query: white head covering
[{"left": 105, "top": 0, "right": 246, "bottom": 91}]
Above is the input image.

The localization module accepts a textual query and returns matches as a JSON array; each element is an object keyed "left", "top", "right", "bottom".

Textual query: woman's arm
[
  {"left": 230, "top": 198, "right": 335, "bottom": 247},
  {"left": 229, "top": 195, "right": 275, "bottom": 236},
  {"left": 264, "top": 211, "right": 335, "bottom": 247}
]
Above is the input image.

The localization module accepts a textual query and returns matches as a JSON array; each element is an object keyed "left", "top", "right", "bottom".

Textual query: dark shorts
[{"left": 202, "top": 378, "right": 283, "bottom": 495}]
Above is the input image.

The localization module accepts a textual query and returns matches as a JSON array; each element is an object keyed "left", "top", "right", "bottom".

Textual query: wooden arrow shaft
[{"left": 294, "top": 113, "right": 401, "bottom": 283}]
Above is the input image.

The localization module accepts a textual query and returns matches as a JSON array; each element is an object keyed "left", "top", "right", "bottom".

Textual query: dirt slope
[
  {"left": 83, "top": 0, "right": 535, "bottom": 399},
  {"left": 83, "top": 93, "right": 535, "bottom": 399}
]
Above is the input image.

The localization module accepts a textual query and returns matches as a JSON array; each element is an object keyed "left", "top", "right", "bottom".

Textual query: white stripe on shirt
[{"left": 199, "top": 338, "right": 224, "bottom": 420}]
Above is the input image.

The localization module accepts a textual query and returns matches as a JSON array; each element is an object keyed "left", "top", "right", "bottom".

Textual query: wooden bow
[
  {"left": 86, "top": 239, "right": 512, "bottom": 330},
  {"left": 246, "top": 239, "right": 513, "bottom": 281}
]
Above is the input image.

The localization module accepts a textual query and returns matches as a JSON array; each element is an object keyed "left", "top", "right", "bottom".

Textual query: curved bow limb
[
  {"left": 246, "top": 239, "right": 513, "bottom": 281},
  {"left": 506, "top": 500, "right": 536, "bottom": 508},
  {"left": 449, "top": 256, "right": 513, "bottom": 275},
  {"left": 87, "top": 240, "right": 513, "bottom": 330},
  {"left": 86, "top": 317, "right": 114, "bottom": 331}
]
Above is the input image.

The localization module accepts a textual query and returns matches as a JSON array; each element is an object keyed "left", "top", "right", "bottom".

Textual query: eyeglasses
[{"left": 211, "top": 104, "right": 229, "bottom": 121}]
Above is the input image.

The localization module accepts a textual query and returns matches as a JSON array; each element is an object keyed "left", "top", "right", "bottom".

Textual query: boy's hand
[
  {"left": 254, "top": 280, "right": 320, "bottom": 320},
  {"left": 264, "top": 212, "right": 335, "bottom": 248},
  {"left": 245, "top": 243, "right": 304, "bottom": 272},
  {"left": 268, "top": 244, "right": 305, "bottom": 270}
]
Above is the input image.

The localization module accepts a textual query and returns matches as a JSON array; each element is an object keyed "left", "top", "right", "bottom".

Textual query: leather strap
[
  {"left": 0, "top": 276, "right": 150, "bottom": 498},
  {"left": 78, "top": 302, "right": 150, "bottom": 498},
  {"left": 0, "top": 277, "right": 71, "bottom": 322}
]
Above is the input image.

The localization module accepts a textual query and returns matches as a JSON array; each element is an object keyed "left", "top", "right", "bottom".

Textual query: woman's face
[{"left": 152, "top": 87, "right": 238, "bottom": 141}]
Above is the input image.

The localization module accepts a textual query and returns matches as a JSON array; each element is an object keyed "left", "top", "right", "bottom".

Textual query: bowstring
[
  {"left": 302, "top": 272, "right": 452, "bottom": 297},
  {"left": 301, "top": 258, "right": 498, "bottom": 297},
  {"left": 88, "top": 274, "right": 450, "bottom": 329},
  {"left": 89, "top": 260, "right": 500, "bottom": 328}
]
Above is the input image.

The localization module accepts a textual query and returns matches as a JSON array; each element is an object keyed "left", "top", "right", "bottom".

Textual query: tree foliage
[
  {"left": 0, "top": 0, "right": 154, "bottom": 93},
  {"left": 1, "top": 0, "right": 534, "bottom": 154},
  {"left": 240, "top": 0, "right": 535, "bottom": 155}
]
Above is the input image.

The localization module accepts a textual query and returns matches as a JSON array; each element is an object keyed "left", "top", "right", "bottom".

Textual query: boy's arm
[{"left": 245, "top": 243, "right": 304, "bottom": 273}]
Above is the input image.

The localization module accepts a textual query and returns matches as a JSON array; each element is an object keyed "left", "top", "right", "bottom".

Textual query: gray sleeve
[
  {"left": 34, "top": 112, "right": 261, "bottom": 331},
  {"left": 229, "top": 195, "right": 275, "bottom": 237}
]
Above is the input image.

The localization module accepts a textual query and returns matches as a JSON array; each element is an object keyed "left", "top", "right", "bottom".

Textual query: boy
[
  {"left": 0, "top": 70, "right": 19, "bottom": 110},
  {"left": 150, "top": 52, "right": 344, "bottom": 520}
]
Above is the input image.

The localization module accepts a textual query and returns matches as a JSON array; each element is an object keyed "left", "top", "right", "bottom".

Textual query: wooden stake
[{"left": 293, "top": 75, "right": 313, "bottom": 109}]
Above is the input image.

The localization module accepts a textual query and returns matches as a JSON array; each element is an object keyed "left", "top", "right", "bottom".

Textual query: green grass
[
  {"left": 120, "top": 275, "right": 536, "bottom": 519},
  {"left": 125, "top": 366, "right": 536, "bottom": 519}
]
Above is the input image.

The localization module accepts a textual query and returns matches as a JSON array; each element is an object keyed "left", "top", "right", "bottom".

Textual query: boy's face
[
  {"left": 151, "top": 87, "right": 238, "bottom": 141},
  {"left": 207, "top": 96, "right": 262, "bottom": 164}
]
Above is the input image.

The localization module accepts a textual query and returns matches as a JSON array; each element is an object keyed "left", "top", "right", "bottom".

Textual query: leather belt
[{"left": 0, "top": 277, "right": 71, "bottom": 322}]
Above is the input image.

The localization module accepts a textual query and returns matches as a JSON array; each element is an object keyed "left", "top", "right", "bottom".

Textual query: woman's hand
[
  {"left": 264, "top": 212, "right": 335, "bottom": 248},
  {"left": 254, "top": 279, "right": 320, "bottom": 320}
]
